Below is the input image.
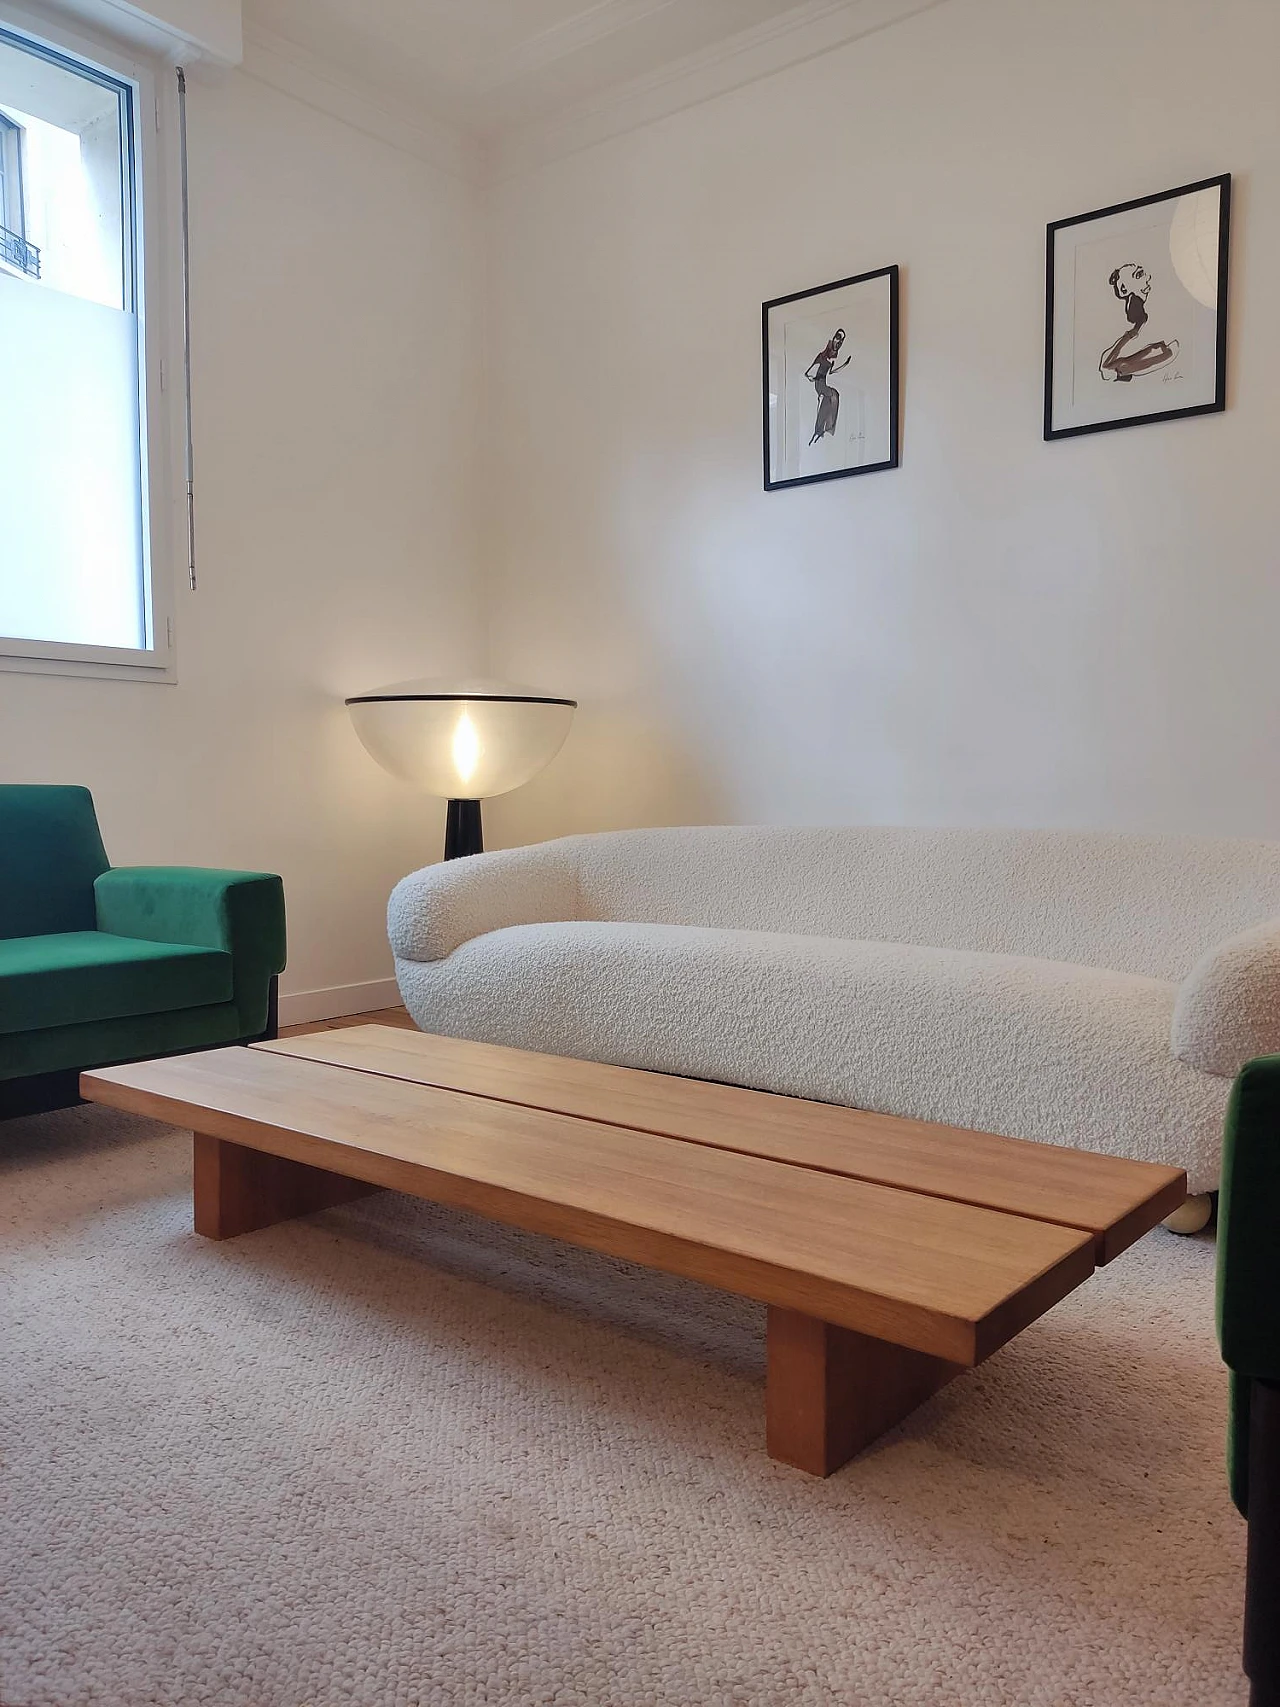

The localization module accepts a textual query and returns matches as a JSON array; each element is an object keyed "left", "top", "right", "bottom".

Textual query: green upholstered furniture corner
[
  {"left": 1217, "top": 1054, "right": 1280, "bottom": 1707},
  {"left": 0, "top": 785, "right": 286, "bottom": 1116}
]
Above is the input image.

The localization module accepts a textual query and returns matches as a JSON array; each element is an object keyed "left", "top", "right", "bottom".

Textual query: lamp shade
[{"left": 345, "top": 677, "right": 576, "bottom": 799}]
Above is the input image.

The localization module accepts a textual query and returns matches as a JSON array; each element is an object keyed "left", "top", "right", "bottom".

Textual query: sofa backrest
[
  {"left": 561, "top": 825, "right": 1280, "bottom": 982},
  {"left": 0, "top": 785, "right": 110, "bottom": 940}
]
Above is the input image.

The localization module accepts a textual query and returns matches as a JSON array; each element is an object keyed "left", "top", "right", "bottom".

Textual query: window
[
  {"left": 0, "top": 109, "right": 38, "bottom": 275},
  {"left": 0, "top": 13, "right": 174, "bottom": 678}
]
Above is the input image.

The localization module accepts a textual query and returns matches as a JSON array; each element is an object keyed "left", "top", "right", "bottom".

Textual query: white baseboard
[{"left": 278, "top": 977, "right": 403, "bottom": 1027}]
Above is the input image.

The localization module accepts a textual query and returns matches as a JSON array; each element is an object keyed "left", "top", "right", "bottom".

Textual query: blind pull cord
[{"left": 176, "top": 65, "right": 197, "bottom": 593}]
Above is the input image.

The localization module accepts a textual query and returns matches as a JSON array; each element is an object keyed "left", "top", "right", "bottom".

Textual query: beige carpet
[{"left": 0, "top": 1105, "right": 1248, "bottom": 1707}]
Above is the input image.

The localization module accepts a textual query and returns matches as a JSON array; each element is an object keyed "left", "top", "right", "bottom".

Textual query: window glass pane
[
  {"left": 0, "top": 114, "right": 18, "bottom": 238},
  {"left": 0, "top": 276, "right": 144, "bottom": 646},
  {"left": 0, "top": 28, "right": 146, "bottom": 653}
]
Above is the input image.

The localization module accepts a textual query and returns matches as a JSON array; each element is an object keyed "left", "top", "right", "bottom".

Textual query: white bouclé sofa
[{"left": 388, "top": 826, "right": 1280, "bottom": 1207}]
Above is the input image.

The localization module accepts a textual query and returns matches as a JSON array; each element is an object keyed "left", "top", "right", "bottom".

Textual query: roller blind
[{"left": 0, "top": 23, "right": 147, "bottom": 652}]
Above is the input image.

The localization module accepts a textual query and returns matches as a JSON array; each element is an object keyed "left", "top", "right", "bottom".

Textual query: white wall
[
  {"left": 1, "top": 63, "right": 482, "bottom": 1012},
  {"left": 5, "top": 0, "right": 1277, "bottom": 1016},
  {"left": 482, "top": 0, "right": 1280, "bottom": 851}
]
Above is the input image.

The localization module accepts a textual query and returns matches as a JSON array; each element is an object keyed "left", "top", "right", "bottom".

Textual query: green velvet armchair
[
  {"left": 1217, "top": 1054, "right": 1280, "bottom": 1707},
  {"left": 0, "top": 785, "right": 286, "bottom": 1118}
]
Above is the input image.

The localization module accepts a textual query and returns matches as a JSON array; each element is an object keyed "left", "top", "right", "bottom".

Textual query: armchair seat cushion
[{"left": 0, "top": 932, "right": 234, "bottom": 1035}]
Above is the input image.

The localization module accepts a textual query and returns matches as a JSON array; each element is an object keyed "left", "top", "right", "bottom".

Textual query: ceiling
[{"left": 244, "top": 0, "right": 829, "bottom": 136}]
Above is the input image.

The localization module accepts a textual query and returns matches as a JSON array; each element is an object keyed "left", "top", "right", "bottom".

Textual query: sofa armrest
[
  {"left": 95, "top": 866, "right": 286, "bottom": 1035},
  {"left": 1172, "top": 919, "right": 1280, "bottom": 1076},
  {"left": 388, "top": 843, "right": 579, "bottom": 964}
]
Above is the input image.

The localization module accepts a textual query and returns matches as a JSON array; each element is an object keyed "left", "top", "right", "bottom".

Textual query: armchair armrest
[
  {"left": 95, "top": 866, "right": 286, "bottom": 1036},
  {"left": 1172, "top": 918, "right": 1280, "bottom": 1077},
  {"left": 388, "top": 842, "right": 579, "bottom": 964},
  {"left": 1218, "top": 1054, "right": 1280, "bottom": 1380},
  {"left": 1217, "top": 1055, "right": 1280, "bottom": 1515}
]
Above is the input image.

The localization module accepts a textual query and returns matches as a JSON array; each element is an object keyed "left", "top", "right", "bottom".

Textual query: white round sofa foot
[{"left": 1163, "top": 1194, "right": 1213, "bottom": 1235}]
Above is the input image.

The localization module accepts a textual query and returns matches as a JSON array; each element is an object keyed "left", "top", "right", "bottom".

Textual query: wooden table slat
[{"left": 259, "top": 1026, "right": 1186, "bottom": 1261}]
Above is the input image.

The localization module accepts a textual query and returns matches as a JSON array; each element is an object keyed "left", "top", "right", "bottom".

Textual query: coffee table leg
[
  {"left": 765, "top": 1306, "right": 964, "bottom": 1476},
  {"left": 193, "top": 1132, "right": 377, "bottom": 1240}
]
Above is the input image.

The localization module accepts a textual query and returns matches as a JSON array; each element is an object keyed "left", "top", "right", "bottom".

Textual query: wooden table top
[
  {"left": 263, "top": 1025, "right": 1186, "bottom": 1265},
  {"left": 81, "top": 1026, "right": 1185, "bottom": 1369}
]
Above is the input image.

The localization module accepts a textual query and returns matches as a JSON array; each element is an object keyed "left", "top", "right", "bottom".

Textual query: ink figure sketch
[
  {"left": 1044, "top": 174, "right": 1228, "bottom": 439},
  {"left": 805, "top": 329, "right": 850, "bottom": 444},
  {"left": 763, "top": 264, "right": 898, "bottom": 488},
  {"left": 1098, "top": 264, "right": 1179, "bottom": 383}
]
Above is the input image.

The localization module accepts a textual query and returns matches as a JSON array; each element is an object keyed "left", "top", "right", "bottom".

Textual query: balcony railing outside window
[{"left": 0, "top": 221, "right": 39, "bottom": 277}]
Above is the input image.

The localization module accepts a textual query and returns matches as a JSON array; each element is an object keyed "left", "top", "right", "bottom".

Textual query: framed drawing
[
  {"left": 1045, "top": 173, "right": 1230, "bottom": 440},
  {"left": 763, "top": 265, "right": 899, "bottom": 490}
]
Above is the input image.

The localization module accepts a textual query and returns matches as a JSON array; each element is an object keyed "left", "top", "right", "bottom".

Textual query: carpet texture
[{"left": 1, "top": 1106, "right": 1248, "bottom": 1707}]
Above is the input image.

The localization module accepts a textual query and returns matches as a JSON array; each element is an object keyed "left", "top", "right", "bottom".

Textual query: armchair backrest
[{"left": 0, "top": 784, "right": 110, "bottom": 940}]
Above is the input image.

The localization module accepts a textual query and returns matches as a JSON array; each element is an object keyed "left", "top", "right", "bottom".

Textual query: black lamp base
[{"left": 444, "top": 799, "right": 483, "bottom": 860}]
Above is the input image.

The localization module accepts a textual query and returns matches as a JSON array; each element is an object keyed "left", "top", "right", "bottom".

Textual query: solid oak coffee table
[{"left": 81, "top": 1026, "right": 1186, "bottom": 1477}]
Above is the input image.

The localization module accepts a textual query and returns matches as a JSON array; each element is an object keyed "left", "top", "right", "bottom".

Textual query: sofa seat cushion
[
  {"left": 0, "top": 931, "right": 234, "bottom": 1035},
  {"left": 395, "top": 921, "right": 1231, "bottom": 1195}
]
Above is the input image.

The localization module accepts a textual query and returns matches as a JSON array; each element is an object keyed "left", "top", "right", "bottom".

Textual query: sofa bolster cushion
[
  {"left": 388, "top": 842, "right": 580, "bottom": 964},
  {"left": 395, "top": 921, "right": 1230, "bottom": 1194},
  {"left": 1172, "top": 918, "right": 1280, "bottom": 1077}
]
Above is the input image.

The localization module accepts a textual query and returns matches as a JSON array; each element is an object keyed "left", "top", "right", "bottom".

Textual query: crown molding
[
  {"left": 18, "top": 0, "right": 241, "bottom": 64},
  {"left": 476, "top": 0, "right": 683, "bottom": 91},
  {"left": 236, "top": 0, "right": 948, "bottom": 186},
  {"left": 486, "top": 0, "right": 949, "bottom": 183},
  {"left": 241, "top": 20, "right": 481, "bottom": 184}
]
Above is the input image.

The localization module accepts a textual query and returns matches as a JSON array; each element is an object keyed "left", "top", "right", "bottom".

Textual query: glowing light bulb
[{"left": 451, "top": 710, "right": 480, "bottom": 788}]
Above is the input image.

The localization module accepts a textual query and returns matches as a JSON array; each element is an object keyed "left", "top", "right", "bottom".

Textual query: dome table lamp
[{"left": 345, "top": 678, "right": 577, "bottom": 860}]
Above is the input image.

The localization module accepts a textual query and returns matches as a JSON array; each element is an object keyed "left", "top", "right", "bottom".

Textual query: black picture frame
[
  {"left": 762, "top": 264, "right": 900, "bottom": 490},
  {"left": 1044, "top": 173, "right": 1231, "bottom": 441}
]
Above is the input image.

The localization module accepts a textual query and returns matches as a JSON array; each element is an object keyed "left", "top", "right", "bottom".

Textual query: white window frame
[{"left": 0, "top": 0, "right": 180, "bottom": 683}]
